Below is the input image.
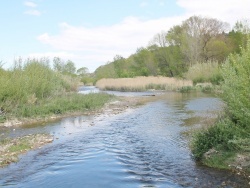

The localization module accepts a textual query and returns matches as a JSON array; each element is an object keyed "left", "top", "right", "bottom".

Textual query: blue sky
[{"left": 0, "top": 0, "right": 249, "bottom": 72}]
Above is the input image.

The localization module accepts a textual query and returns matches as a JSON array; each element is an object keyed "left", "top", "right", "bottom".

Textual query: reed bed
[
  {"left": 185, "top": 61, "right": 222, "bottom": 85},
  {"left": 96, "top": 76, "right": 193, "bottom": 91}
]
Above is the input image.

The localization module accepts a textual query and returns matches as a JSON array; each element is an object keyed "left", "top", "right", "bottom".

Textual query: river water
[{"left": 0, "top": 91, "right": 249, "bottom": 187}]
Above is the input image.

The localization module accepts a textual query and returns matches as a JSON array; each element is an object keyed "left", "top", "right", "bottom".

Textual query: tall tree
[
  {"left": 166, "top": 16, "right": 230, "bottom": 64},
  {"left": 77, "top": 67, "right": 89, "bottom": 76},
  {"left": 150, "top": 31, "right": 168, "bottom": 47},
  {"left": 64, "top": 60, "right": 76, "bottom": 74},
  {"left": 53, "top": 57, "right": 65, "bottom": 72}
]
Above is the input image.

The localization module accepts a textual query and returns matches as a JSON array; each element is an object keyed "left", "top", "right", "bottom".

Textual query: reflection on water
[
  {"left": 0, "top": 92, "right": 248, "bottom": 188},
  {"left": 78, "top": 86, "right": 164, "bottom": 97}
]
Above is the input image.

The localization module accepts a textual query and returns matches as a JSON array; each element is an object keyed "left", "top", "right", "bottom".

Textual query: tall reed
[
  {"left": 184, "top": 61, "right": 222, "bottom": 85},
  {"left": 96, "top": 76, "right": 193, "bottom": 91},
  {"left": 0, "top": 59, "right": 64, "bottom": 108}
]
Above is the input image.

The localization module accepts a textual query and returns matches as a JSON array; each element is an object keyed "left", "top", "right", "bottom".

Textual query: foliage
[
  {"left": 12, "top": 93, "right": 113, "bottom": 118},
  {"left": 184, "top": 61, "right": 223, "bottom": 85},
  {"left": 0, "top": 58, "right": 112, "bottom": 121},
  {"left": 53, "top": 57, "right": 76, "bottom": 75},
  {"left": 93, "top": 16, "right": 246, "bottom": 81},
  {"left": 191, "top": 38, "right": 250, "bottom": 171},
  {"left": 166, "top": 16, "right": 230, "bottom": 64},
  {"left": 96, "top": 76, "right": 193, "bottom": 92},
  {"left": 77, "top": 67, "right": 89, "bottom": 76},
  {"left": 221, "top": 39, "right": 250, "bottom": 127},
  {"left": 0, "top": 58, "right": 64, "bottom": 111},
  {"left": 191, "top": 119, "right": 242, "bottom": 160}
]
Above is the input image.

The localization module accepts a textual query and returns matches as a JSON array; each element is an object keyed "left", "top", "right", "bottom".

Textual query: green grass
[
  {"left": 0, "top": 58, "right": 114, "bottom": 122},
  {"left": 203, "top": 151, "right": 236, "bottom": 169},
  {"left": 8, "top": 141, "right": 30, "bottom": 153},
  {"left": 185, "top": 61, "right": 223, "bottom": 85},
  {"left": 9, "top": 93, "right": 113, "bottom": 119},
  {"left": 0, "top": 134, "right": 53, "bottom": 168}
]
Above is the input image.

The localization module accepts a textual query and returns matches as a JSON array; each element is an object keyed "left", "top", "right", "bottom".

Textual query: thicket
[
  {"left": 191, "top": 39, "right": 250, "bottom": 168},
  {"left": 0, "top": 58, "right": 112, "bottom": 122},
  {"left": 94, "top": 16, "right": 247, "bottom": 83},
  {"left": 184, "top": 61, "right": 222, "bottom": 85}
]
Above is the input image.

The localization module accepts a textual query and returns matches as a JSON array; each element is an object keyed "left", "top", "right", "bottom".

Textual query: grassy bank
[
  {"left": 0, "top": 134, "right": 53, "bottom": 168},
  {"left": 96, "top": 76, "right": 193, "bottom": 92},
  {"left": 191, "top": 39, "right": 250, "bottom": 177},
  {"left": 0, "top": 58, "right": 114, "bottom": 126},
  {"left": 1, "top": 92, "right": 113, "bottom": 127}
]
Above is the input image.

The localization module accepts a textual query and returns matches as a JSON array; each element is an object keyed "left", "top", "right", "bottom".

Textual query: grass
[
  {"left": 12, "top": 93, "right": 113, "bottom": 119},
  {"left": 185, "top": 61, "right": 223, "bottom": 85},
  {"left": 0, "top": 134, "right": 53, "bottom": 168},
  {"left": 96, "top": 76, "right": 193, "bottom": 91},
  {"left": 202, "top": 151, "right": 236, "bottom": 169},
  {"left": 0, "top": 58, "right": 114, "bottom": 124}
]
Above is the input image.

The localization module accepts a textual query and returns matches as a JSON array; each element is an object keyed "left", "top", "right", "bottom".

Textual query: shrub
[
  {"left": 0, "top": 58, "right": 82, "bottom": 117},
  {"left": 185, "top": 61, "right": 223, "bottom": 85},
  {"left": 191, "top": 119, "right": 242, "bottom": 160},
  {"left": 191, "top": 39, "right": 250, "bottom": 162},
  {"left": 221, "top": 39, "right": 250, "bottom": 128}
]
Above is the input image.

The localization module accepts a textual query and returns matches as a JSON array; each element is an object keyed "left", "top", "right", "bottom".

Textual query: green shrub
[
  {"left": 179, "top": 86, "right": 195, "bottom": 93},
  {"left": 185, "top": 61, "right": 223, "bottom": 85},
  {"left": 221, "top": 39, "right": 250, "bottom": 128},
  {"left": 0, "top": 58, "right": 80, "bottom": 115},
  {"left": 12, "top": 93, "right": 113, "bottom": 118},
  {"left": 191, "top": 119, "right": 242, "bottom": 160}
]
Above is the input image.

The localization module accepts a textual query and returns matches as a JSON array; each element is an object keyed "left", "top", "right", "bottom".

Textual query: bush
[
  {"left": 221, "top": 39, "right": 250, "bottom": 128},
  {"left": 191, "top": 39, "right": 250, "bottom": 162},
  {"left": 191, "top": 119, "right": 249, "bottom": 160},
  {"left": 0, "top": 58, "right": 82, "bottom": 117},
  {"left": 185, "top": 61, "right": 223, "bottom": 85}
]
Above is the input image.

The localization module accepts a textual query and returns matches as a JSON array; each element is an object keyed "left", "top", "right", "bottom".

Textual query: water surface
[{"left": 0, "top": 92, "right": 248, "bottom": 187}]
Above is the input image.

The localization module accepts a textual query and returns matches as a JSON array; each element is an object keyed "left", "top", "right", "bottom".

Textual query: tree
[
  {"left": 150, "top": 31, "right": 168, "bottom": 47},
  {"left": 166, "top": 16, "right": 230, "bottom": 64},
  {"left": 64, "top": 60, "right": 76, "bottom": 74},
  {"left": 53, "top": 57, "right": 65, "bottom": 72},
  {"left": 77, "top": 67, "right": 89, "bottom": 76}
]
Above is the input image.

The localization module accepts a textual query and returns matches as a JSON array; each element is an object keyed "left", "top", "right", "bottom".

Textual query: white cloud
[
  {"left": 177, "top": 0, "right": 250, "bottom": 26},
  {"left": 35, "top": 0, "right": 250, "bottom": 71},
  {"left": 37, "top": 16, "right": 184, "bottom": 71},
  {"left": 24, "top": 1, "right": 37, "bottom": 8},
  {"left": 24, "top": 10, "right": 41, "bottom": 16}
]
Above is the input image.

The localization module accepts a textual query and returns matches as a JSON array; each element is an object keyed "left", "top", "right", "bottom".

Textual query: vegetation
[
  {"left": 92, "top": 16, "right": 247, "bottom": 84},
  {"left": 0, "top": 58, "right": 113, "bottom": 124},
  {"left": 0, "top": 134, "right": 53, "bottom": 167},
  {"left": 191, "top": 39, "right": 250, "bottom": 174},
  {"left": 96, "top": 76, "right": 193, "bottom": 92},
  {"left": 184, "top": 61, "right": 222, "bottom": 85}
]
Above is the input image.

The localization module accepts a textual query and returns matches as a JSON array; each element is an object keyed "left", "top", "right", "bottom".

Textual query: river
[{"left": 0, "top": 90, "right": 248, "bottom": 187}]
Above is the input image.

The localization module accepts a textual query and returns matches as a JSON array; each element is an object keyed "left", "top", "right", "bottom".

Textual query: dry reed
[{"left": 96, "top": 76, "right": 193, "bottom": 91}]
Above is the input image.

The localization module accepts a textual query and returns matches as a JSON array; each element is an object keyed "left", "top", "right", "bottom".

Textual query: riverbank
[
  {"left": 0, "top": 94, "right": 157, "bottom": 168},
  {"left": 0, "top": 134, "right": 53, "bottom": 168},
  {"left": 0, "top": 93, "right": 114, "bottom": 128}
]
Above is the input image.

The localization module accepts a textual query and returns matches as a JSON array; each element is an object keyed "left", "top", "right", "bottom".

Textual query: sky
[{"left": 0, "top": 0, "right": 249, "bottom": 72}]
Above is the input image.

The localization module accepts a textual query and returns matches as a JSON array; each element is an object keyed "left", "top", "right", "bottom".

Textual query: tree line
[{"left": 94, "top": 16, "right": 249, "bottom": 81}]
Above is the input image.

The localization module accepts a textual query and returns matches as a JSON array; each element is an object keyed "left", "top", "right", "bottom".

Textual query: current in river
[{"left": 0, "top": 90, "right": 248, "bottom": 187}]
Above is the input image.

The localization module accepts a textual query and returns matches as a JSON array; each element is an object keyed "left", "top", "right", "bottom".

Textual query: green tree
[
  {"left": 77, "top": 67, "right": 89, "bottom": 76},
  {"left": 64, "top": 60, "right": 76, "bottom": 74},
  {"left": 221, "top": 38, "right": 250, "bottom": 128},
  {"left": 53, "top": 57, "right": 65, "bottom": 72},
  {"left": 166, "top": 16, "right": 230, "bottom": 64}
]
